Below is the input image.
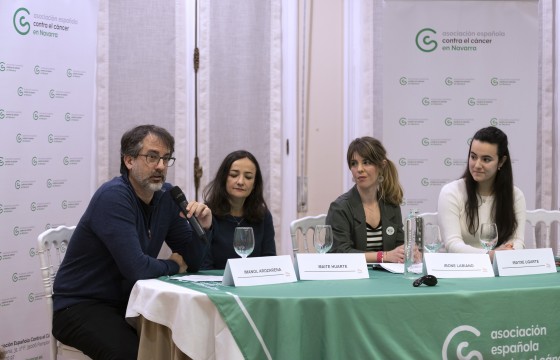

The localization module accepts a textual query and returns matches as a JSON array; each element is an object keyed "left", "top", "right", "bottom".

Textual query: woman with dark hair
[
  {"left": 438, "top": 126, "right": 526, "bottom": 260},
  {"left": 202, "top": 150, "right": 276, "bottom": 269},
  {"left": 326, "top": 136, "right": 405, "bottom": 263}
]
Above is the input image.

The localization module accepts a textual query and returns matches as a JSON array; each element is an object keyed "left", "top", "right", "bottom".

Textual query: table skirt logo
[{"left": 443, "top": 325, "right": 482, "bottom": 360}]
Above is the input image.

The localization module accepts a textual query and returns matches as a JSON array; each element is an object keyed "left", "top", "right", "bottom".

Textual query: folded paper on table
[
  {"left": 173, "top": 275, "right": 224, "bottom": 282},
  {"left": 493, "top": 248, "right": 556, "bottom": 276},
  {"left": 367, "top": 263, "right": 422, "bottom": 274},
  {"left": 223, "top": 255, "right": 297, "bottom": 286},
  {"left": 424, "top": 253, "right": 494, "bottom": 278},
  {"left": 296, "top": 253, "right": 368, "bottom": 280}
]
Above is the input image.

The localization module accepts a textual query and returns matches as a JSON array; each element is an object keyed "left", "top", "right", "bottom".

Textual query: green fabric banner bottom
[{"left": 161, "top": 269, "right": 560, "bottom": 360}]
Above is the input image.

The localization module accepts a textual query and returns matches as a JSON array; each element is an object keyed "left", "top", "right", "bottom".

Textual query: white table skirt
[{"left": 126, "top": 279, "right": 244, "bottom": 360}]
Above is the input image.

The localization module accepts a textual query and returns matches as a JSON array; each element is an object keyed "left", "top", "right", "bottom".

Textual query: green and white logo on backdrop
[
  {"left": 13, "top": 8, "right": 30, "bottom": 35},
  {"left": 416, "top": 28, "right": 437, "bottom": 52}
]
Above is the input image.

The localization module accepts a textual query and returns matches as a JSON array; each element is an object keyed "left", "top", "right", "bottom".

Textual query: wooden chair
[
  {"left": 37, "top": 225, "right": 92, "bottom": 360},
  {"left": 289, "top": 214, "right": 327, "bottom": 257}
]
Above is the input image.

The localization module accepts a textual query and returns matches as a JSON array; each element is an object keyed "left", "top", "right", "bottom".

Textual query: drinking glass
[
  {"left": 313, "top": 225, "right": 333, "bottom": 254},
  {"left": 423, "top": 224, "right": 442, "bottom": 253},
  {"left": 233, "top": 227, "right": 255, "bottom": 258},
  {"left": 479, "top": 223, "right": 498, "bottom": 251}
]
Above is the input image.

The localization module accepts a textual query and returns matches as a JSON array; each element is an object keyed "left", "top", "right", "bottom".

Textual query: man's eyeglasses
[{"left": 137, "top": 153, "right": 176, "bottom": 167}]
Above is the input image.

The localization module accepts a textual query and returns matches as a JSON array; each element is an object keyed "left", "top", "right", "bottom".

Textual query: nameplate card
[
  {"left": 222, "top": 255, "right": 297, "bottom": 287},
  {"left": 423, "top": 253, "right": 494, "bottom": 278},
  {"left": 493, "top": 248, "right": 556, "bottom": 277},
  {"left": 295, "top": 253, "right": 369, "bottom": 280}
]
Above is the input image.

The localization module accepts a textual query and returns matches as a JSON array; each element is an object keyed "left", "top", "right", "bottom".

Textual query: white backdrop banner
[
  {"left": 382, "top": 0, "right": 538, "bottom": 215},
  {"left": 0, "top": 1, "right": 97, "bottom": 359}
]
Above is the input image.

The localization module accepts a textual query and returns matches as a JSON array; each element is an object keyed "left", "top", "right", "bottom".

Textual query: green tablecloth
[{"left": 162, "top": 270, "right": 560, "bottom": 360}]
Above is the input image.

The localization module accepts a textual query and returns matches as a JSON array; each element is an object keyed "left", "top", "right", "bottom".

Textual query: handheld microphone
[{"left": 170, "top": 186, "right": 207, "bottom": 243}]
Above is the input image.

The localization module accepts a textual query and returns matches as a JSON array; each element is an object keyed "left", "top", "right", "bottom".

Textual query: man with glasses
[{"left": 52, "top": 125, "right": 212, "bottom": 359}]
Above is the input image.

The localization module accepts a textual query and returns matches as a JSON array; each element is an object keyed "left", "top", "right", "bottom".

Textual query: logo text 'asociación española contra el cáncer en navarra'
[
  {"left": 415, "top": 28, "right": 505, "bottom": 53},
  {"left": 13, "top": 7, "right": 77, "bottom": 38}
]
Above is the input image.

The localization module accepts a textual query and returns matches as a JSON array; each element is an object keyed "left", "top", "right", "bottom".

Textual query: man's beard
[
  {"left": 146, "top": 182, "right": 163, "bottom": 192},
  {"left": 131, "top": 170, "right": 165, "bottom": 192}
]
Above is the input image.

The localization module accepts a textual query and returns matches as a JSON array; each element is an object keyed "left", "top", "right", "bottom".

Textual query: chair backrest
[
  {"left": 290, "top": 214, "right": 327, "bottom": 257},
  {"left": 525, "top": 209, "right": 560, "bottom": 251},
  {"left": 37, "top": 225, "right": 76, "bottom": 360}
]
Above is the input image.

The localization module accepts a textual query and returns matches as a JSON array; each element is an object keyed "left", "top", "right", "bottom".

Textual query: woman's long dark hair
[
  {"left": 203, "top": 150, "right": 267, "bottom": 223},
  {"left": 462, "top": 127, "right": 516, "bottom": 246}
]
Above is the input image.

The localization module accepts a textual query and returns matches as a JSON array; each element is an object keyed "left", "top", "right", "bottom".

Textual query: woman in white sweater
[{"left": 437, "top": 127, "right": 526, "bottom": 260}]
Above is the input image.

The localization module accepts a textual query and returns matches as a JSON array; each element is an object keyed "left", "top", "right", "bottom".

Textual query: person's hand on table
[
  {"left": 169, "top": 252, "right": 188, "bottom": 273},
  {"left": 384, "top": 245, "right": 405, "bottom": 263},
  {"left": 489, "top": 242, "right": 513, "bottom": 262}
]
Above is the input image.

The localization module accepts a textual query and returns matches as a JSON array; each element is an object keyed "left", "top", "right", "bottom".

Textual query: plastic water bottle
[{"left": 404, "top": 209, "right": 423, "bottom": 279}]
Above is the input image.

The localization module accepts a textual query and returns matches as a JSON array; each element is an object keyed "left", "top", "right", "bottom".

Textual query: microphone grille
[{"left": 170, "top": 186, "right": 187, "bottom": 203}]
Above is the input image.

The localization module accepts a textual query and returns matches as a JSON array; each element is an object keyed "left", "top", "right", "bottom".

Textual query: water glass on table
[
  {"left": 313, "top": 225, "right": 333, "bottom": 254},
  {"left": 233, "top": 227, "right": 255, "bottom": 258},
  {"left": 479, "top": 223, "right": 498, "bottom": 251},
  {"left": 423, "top": 224, "right": 442, "bottom": 253}
]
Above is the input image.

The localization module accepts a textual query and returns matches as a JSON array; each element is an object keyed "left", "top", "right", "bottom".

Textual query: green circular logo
[
  {"left": 399, "top": 117, "right": 407, "bottom": 126},
  {"left": 13, "top": 8, "right": 30, "bottom": 35},
  {"left": 421, "top": 178, "right": 430, "bottom": 186},
  {"left": 468, "top": 98, "right": 476, "bottom": 106},
  {"left": 490, "top": 78, "right": 499, "bottom": 86},
  {"left": 416, "top": 28, "right": 438, "bottom": 52},
  {"left": 422, "top": 138, "right": 430, "bottom": 146},
  {"left": 33, "top": 111, "right": 39, "bottom": 120},
  {"left": 445, "top": 77, "right": 453, "bottom": 86},
  {"left": 67, "top": 69, "right": 73, "bottom": 77},
  {"left": 49, "top": 89, "right": 55, "bottom": 98},
  {"left": 444, "top": 158, "right": 452, "bottom": 166},
  {"left": 490, "top": 118, "right": 498, "bottom": 126},
  {"left": 34, "top": 65, "right": 40, "bottom": 74},
  {"left": 0, "top": 109, "right": 5, "bottom": 119},
  {"left": 399, "top": 158, "right": 407, "bottom": 166},
  {"left": 399, "top": 77, "right": 408, "bottom": 85},
  {"left": 18, "top": 87, "right": 24, "bottom": 96},
  {"left": 444, "top": 117, "right": 453, "bottom": 126}
]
